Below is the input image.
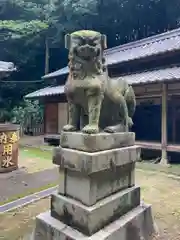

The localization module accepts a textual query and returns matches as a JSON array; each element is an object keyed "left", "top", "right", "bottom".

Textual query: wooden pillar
[
  {"left": 43, "top": 104, "right": 46, "bottom": 135},
  {"left": 172, "top": 100, "right": 176, "bottom": 143},
  {"left": 160, "top": 83, "right": 168, "bottom": 164}
]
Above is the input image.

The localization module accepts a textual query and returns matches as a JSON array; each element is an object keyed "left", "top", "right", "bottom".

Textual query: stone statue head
[{"left": 65, "top": 30, "right": 107, "bottom": 61}]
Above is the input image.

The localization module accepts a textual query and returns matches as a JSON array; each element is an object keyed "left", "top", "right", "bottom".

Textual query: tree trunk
[{"left": 45, "top": 37, "right": 49, "bottom": 74}]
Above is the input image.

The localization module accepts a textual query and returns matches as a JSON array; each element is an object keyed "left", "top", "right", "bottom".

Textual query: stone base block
[
  {"left": 0, "top": 165, "right": 18, "bottom": 173},
  {"left": 60, "top": 131, "right": 135, "bottom": 152},
  {"left": 58, "top": 163, "right": 135, "bottom": 206},
  {"left": 32, "top": 204, "right": 155, "bottom": 240},
  {"left": 51, "top": 186, "right": 140, "bottom": 235},
  {"left": 53, "top": 145, "right": 140, "bottom": 174}
]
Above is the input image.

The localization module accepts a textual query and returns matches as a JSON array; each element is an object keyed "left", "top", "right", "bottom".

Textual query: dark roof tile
[
  {"left": 25, "top": 85, "right": 64, "bottom": 99},
  {"left": 42, "top": 27, "right": 180, "bottom": 79},
  {"left": 119, "top": 66, "right": 180, "bottom": 85},
  {"left": 26, "top": 66, "right": 180, "bottom": 98},
  {"left": 42, "top": 67, "right": 68, "bottom": 79},
  {"left": 0, "top": 61, "right": 16, "bottom": 72}
]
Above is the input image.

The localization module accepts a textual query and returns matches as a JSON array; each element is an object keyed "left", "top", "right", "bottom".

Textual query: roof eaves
[
  {"left": 107, "top": 48, "right": 180, "bottom": 66},
  {"left": 121, "top": 65, "right": 180, "bottom": 85},
  {"left": 0, "top": 61, "right": 16, "bottom": 72},
  {"left": 42, "top": 66, "right": 68, "bottom": 79},
  {"left": 26, "top": 65, "right": 180, "bottom": 99},
  {"left": 105, "top": 27, "right": 180, "bottom": 55},
  {"left": 42, "top": 27, "right": 180, "bottom": 79},
  {"left": 25, "top": 86, "right": 65, "bottom": 99}
]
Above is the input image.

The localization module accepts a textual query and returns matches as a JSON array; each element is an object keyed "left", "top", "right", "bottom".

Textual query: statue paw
[
  {"left": 104, "top": 126, "right": 116, "bottom": 133},
  {"left": 63, "top": 124, "right": 77, "bottom": 132},
  {"left": 104, "top": 124, "right": 126, "bottom": 133},
  {"left": 82, "top": 124, "right": 99, "bottom": 134}
]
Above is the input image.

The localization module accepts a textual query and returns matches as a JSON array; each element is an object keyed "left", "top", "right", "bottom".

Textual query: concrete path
[
  {"left": 0, "top": 186, "right": 58, "bottom": 213},
  {"left": 0, "top": 167, "right": 59, "bottom": 203}
]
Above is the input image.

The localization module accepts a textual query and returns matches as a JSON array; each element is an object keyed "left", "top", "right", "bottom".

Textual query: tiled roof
[
  {"left": 105, "top": 27, "right": 180, "bottom": 65},
  {"left": 116, "top": 66, "right": 180, "bottom": 85},
  {"left": 26, "top": 66, "right": 180, "bottom": 98},
  {"left": 42, "top": 27, "right": 180, "bottom": 79},
  {"left": 25, "top": 85, "right": 64, "bottom": 99},
  {"left": 0, "top": 61, "right": 16, "bottom": 72},
  {"left": 42, "top": 66, "right": 68, "bottom": 79}
]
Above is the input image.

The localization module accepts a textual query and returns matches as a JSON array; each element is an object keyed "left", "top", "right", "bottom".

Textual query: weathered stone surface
[
  {"left": 58, "top": 163, "right": 135, "bottom": 206},
  {"left": 32, "top": 204, "right": 155, "bottom": 240},
  {"left": 60, "top": 131, "right": 135, "bottom": 152},
  {"left": 57, "top": 168, "right": 65, "bottom": 194},
  {"left": 51, "top": 186, "right": 140, "bottom": 236},
  {"left": 53, "top": 145, "right": 140, "bottom": 174},
  {"left": 62, "top": 31, "right": 136, "bottom": 134}
]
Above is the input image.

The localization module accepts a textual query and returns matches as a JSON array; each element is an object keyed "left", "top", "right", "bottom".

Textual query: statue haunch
[{"left": 63, "top": 30, "right": 136, "bottom": 134}]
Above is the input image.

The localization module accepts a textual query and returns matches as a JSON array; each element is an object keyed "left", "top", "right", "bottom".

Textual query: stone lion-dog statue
[{"left": 63, "top": 30, "right": 136, "bottom": 134}]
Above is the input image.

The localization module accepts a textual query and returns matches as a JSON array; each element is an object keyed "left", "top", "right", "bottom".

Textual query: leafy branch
[{"left": 0, "top": 20, "right": 49, "bottom": 39}]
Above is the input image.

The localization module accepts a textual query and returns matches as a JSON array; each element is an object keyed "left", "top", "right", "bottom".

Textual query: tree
[
  {"left": 11, "top": 99, "right": 43, "bottom": 125},
  {"left": 1, "top": 0, "right": 180, "bottom": 123},
  {"left": 0, "top": 1, "right": 49, "bottom": 120}
]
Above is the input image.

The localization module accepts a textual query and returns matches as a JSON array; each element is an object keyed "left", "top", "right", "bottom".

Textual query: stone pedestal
[{"left": 32, "top": 132, "right": 155, "bottom": 240}]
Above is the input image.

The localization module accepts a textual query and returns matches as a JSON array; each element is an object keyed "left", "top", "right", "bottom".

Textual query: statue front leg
[
  {"left": 82, "top": 91, "right": 103, "bottom": 134},
  {"left": 80, "top": 108, "right": 88, "bottom": 129},
  {"left": 63, "top": 101, "right": 80, "bottom": 132}
]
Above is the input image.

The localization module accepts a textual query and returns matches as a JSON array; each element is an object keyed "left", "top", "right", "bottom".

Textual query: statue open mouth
[
  {"left": 63, "top": 30, "right": 136, "bottom": 134},
  {"left": 75, "top": 46, "right": 100, "bottom": 61}
]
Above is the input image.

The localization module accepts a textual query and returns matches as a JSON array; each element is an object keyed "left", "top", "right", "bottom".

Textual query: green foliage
[
  {"left": 0, "top": 20, "right": 48, "bottom": 39},
  {"left": 11, "top": 100, "right": 43, "bottom": 125},
  {"left": 1, "top": 0, "right": 180, "bottom": 122}
]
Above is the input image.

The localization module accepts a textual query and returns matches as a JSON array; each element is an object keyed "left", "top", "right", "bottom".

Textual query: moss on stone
[
  {"left": 71, "top": 30, "right": 100, "bottom": 37},
  {"left": 64, "top": 29, "right": 136, "bottom": 134}
]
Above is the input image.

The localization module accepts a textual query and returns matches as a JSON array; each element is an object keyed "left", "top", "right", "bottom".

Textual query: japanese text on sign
[
  {"left": 3, "top": 144, "right": 13, "bottom": 155},
  {"left": 0, "top": 131, "right": 18, "bottom": 168},
  {"left": 2, "top": 156, "right": 13, "bottom": 168},
  {"left": 0, "top": 133, "right": 7, "bottom": 144}
]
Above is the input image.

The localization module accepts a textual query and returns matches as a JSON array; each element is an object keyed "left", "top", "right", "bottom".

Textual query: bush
[{"left": 11, "top": 99, "right": 43, "bottom": 127}]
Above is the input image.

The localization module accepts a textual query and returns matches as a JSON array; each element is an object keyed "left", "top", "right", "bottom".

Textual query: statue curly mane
[{"left": 63, "top": 30, "right": 136, "bottom": 134}]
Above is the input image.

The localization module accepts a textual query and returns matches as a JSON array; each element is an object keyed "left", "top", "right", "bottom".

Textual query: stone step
[
  {"left": 51, "top": 186, "right": 140, "bottom": 236},
  {"left": 33, "top": 203, "right": 155, "bottom": 240},
  {"left": 60, "top": 131, "right": 135, "bottom": 152},
  {"left": 53, "top": 145, "right": 140, "bottom": 174},
  {"left": 58, "top": 162, "right": 135, "bottom": 206}
]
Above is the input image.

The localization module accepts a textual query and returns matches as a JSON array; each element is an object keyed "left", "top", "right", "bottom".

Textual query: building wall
[
  {"left": 58, "top": 102, "right": 68, "bottom": 133},
  {"left": 44, "top": 103, "right": 58, "bottom": 134},
  {"left": 43, "top": 81, "right": 180, "bottom": 144},
  {"left": 44, "top": 102, "right": 68, "bottom": 134}
]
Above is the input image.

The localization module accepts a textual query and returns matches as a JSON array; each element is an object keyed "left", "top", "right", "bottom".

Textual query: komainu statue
[{"left": 63, "top": 30, "right": 136, "bottom": 134}]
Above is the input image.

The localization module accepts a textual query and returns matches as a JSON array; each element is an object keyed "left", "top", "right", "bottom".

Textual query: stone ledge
[
  {"left": 53, "top": 145, "right": 140, "bottom": 174},
  {"left": 60, "top": 131, "right": 135, "bottom": 152},
  {"left": 51, "top": 186, "right": 140, "bottom": 236},
  {"left": 58, "top": 163, "right": 135, "bottom": 206},
  {"left": 33, "top": 204, "right": 155, "bottom": 240}
]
